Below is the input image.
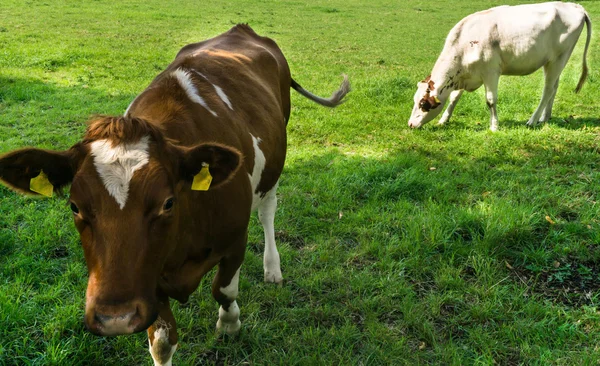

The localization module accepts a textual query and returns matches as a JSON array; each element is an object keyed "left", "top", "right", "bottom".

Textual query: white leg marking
[
  {"left": 258, "top": 184, "right": 282, "bottom": 284},
  {"left": 90, "top": 136, "right": 150, "bottom": 209},
  {"left": 148, "top": 317, "right": 177, "bottom": 366},
  {"left": 248, "top": 133, "right": 266, "bottom": 211},
  {"left": 219, "top": 268, "right": 240, "bottom": 299},
  {"left": 216, "top": 300, "right": 241, "bottom": 335},
  {"left": 172, "top": 68, "right": 218, "bottom": 117},
  {"left": 216, "top": 268, "right": 241, "bottom": 335}
]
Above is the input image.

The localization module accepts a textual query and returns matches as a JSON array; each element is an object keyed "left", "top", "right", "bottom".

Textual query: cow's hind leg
[
  {"left": 528, "top": 52, "right": 572, "bottom": 126},
  {"left": 539, "top": 79, "right": 559, "bottom": 123},
  {"left": 438, "top": 89, "right": 464, "bottom": 125},
  {"left": 148, "top": 299, "right": 178, "bottom": 366},
  {"left": 213, "top": 252, "right": 245, "bottom": 335},
  {"left": 483, "top": 75, "right": 500, "bottom": 131},
  {"left": 258, "top": 183, "right": 283, "bottom": 284}
]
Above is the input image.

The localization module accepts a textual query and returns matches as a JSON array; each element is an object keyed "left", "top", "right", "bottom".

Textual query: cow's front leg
[
  {"left": 438, "top": 89, "right": 464, "bottom": 125},
  {"left": 483, "top": 76, "right": 499, "bottom": 131},
  {"left": 258, "top": 183, "right": 283, "bottom": 284},
  {"left": 212, "top": 251, "right": 245, "bottom": 336},
  {"left": 148, "top": 299, "right": 178, "bottom": 366}
]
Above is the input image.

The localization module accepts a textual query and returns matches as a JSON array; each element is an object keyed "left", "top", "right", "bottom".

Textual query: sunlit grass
[{"left": 1, "top": 0, "right": 599, "bottom": 364}]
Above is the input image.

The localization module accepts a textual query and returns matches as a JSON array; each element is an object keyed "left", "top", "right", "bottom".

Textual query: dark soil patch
[
  {"left": 510, "top": 259, "right": 600, "bottom": 307},
  {"left": 275, "top": 230, "right": 305, "bottom": 249}
]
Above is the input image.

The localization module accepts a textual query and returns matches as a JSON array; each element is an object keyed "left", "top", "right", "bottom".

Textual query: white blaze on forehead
[
  {"left": 172, "top": 68, "right": 218, "bottom": 117},
  {"left": 90, "top": 136, "right": 150, "bottom": 210},
  {"left": 248, "top": 133, "right": 266, "bottom": 211}
]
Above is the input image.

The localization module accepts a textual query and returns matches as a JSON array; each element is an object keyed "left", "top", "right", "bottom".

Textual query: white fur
[
  {"left": 219, "top": 268, "right": 240, "bottom": 300},
  {"left": 216, "top": 300, "right": 241, "bottom": 335},
  {"left": 407, "top": 2, "right": 590, "bottom": 130},
  {"left": 258, "top": 184, "right": 282, "bottom": 283},
  {"left": 192, "top": 70, "right": 233, "bottom": 110},
  {"left": 148, "top": 317, "right": 177, "bottom": 366},
  {"left": 248, "top": 134, "right": 266, "bottom": 211},
  {"left": 172, "top": 68, "right": 218, "bottom": 117},
  {"left": 216, "top": 268, "right": 242, "bottom": 335},
  {"left": 90, "top": 136, "right": 150, "bottom": 210},
  {"left": 213, "top": 84, "right": 233, "bottom": 110},
  {"left": 148, "top": 336, "right": 177, "bottom": 366}
]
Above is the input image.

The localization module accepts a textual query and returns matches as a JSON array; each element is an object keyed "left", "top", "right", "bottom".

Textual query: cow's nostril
[{"left": 94, "top": 313, "right": 110, "bottom": 325}]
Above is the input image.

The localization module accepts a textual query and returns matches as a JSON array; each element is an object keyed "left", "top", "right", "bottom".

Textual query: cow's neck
[{"left": 430, "top": 52, "right": 462, "bottom": 95}]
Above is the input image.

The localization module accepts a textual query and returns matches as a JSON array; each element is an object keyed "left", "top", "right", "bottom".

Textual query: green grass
[{"left": 1, "top": 0, "right": 599, "bottom": 364}]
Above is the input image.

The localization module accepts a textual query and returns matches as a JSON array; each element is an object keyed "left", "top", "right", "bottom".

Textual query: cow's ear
[
  {"left": 428, "top": 95, "right": 441, "bottom": 109},
  {"left": 0, "top": 143, "right": 85, "bottom": 196},
  {"left": 178, "top": 143, "right": 243, "bottom": 190}
]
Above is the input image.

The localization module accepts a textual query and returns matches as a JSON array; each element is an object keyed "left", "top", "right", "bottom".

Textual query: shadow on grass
[{"left": 282, "top": 137, "right": 599, "bottom": 306}]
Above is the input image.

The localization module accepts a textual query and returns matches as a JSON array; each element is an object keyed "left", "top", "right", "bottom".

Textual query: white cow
[{"left": 408, "top": 2, "right": 591, "bottom": 131}]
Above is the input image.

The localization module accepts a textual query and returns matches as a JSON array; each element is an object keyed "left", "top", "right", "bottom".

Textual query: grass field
[{"left": 1, "top": 0, "right": 599, "bottom": 364}]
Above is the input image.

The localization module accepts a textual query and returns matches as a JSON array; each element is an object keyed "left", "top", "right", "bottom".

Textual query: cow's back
[
  {"left": 126, "top": 25, "right": 290, "bottom": 249},
  {"left": 444, "top": 2, "right": 587, "bottom": 76}
]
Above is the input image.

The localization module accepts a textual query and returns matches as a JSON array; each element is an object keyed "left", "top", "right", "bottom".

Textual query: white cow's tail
[
  {"left": 575, "top": 11, "right": 592, "bottom": 93},
  {"left": 291, "top": 75, "right": 350, "bottom": 107}
]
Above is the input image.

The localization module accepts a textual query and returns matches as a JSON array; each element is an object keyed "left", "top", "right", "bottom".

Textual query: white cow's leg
[
  {"left": 483, "top": 76, "right": 499, "bottom": 131},
  {"left": 213, "top": 252, "right": 244, "bottom": 336},
  {"left": 539, "top": 79, "right": 559, "bottom": 123},
  {"left": 148, "top": 300, "right": 178, "bottom": 366},
  {"left": 528, "top": 52, "right": 571, "bottom": 127},
  {"left": 258, "top": 183, "right": 283, "bottom": 284},
  {"left": 438, "top": 89, "right": 464, "bottom": 125}
]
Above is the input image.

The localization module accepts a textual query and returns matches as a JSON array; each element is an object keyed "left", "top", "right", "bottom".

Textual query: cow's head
[
  {"left": 408, "top": 75, "right": 447, "bottom": 128},
  {"left": 0, "top": 116, "right": 242, "bottom": 336}
]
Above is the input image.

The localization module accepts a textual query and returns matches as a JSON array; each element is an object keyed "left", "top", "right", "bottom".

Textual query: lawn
[{"left": 1, "top": 0, "right": 599, "bottom": 364}]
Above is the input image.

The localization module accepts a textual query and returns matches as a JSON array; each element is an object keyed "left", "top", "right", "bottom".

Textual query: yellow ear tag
[
  {"left": 30, "top": 170, "right": 54, "bottom": 197},
  {"left": 434, "top": 96, "right": 441, "bottom": 103},
  {"left": 191, "top": 164, "right": 212, "bottom": 191}
]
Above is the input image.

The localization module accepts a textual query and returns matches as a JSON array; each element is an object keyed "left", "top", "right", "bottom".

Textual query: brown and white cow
[
  {"left": 408, "top": 2, "right": 591, "bottom": 131},
  {"left": 0, "top": 24, "right": 349, "bottom": 365}
]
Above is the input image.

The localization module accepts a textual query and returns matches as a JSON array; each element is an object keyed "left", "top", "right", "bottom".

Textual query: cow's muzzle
[{"left": 86, "top": 299, "right": 157, "bottom": 336}]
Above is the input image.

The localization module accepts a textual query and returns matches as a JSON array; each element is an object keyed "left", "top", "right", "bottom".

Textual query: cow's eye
[
  {"left": 70, "top": 202, "right": 80, "bottom": 215},
  {"left": 163, "top": 198, "right": 174, "bottom": 211}
]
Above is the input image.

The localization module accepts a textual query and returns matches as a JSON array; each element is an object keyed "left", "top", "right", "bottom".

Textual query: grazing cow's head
[
  {"left": 408, "top": 75, "right": 447, "bottom": 128},
  {"left": 0, "top": 116, "right": 242, "bottom": 336}
]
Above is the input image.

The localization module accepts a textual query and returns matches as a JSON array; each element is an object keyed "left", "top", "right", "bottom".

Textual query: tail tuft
[
  {"left": 291, "top": 75, "right": 350, "bottom": 107},
  {"left": 574, "top": 12, "right": 592, "bottom": 93}
]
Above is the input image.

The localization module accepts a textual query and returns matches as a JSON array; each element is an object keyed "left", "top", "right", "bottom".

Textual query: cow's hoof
[
  {"left": 489, "top": 125, "right": 499, "bottom": 132},
  {"left": 264, "top": 271, "right": 283, "bottom": 285},
  {"left": 526, "top": 120, "right": 537, "bottom": 127},
  {"left": 216, "top": 319, "right": 241, "bottom": 336}
]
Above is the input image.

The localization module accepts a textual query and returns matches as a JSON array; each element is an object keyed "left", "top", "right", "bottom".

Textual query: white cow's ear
[
  {"left": 177, "top": 143, "right": 243, "bottom": 190},
  {"left": 0, "top": 143, "right": 84, "bottom": 196}
]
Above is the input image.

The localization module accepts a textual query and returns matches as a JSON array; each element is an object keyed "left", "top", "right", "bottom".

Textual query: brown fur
[{"left": 0, "top": 24, "right": 349, "bottom": 358}]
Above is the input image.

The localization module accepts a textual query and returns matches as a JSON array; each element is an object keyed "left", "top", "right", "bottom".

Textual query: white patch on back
[
  {"left": 191, "top": 70, "right": 233, "bottom": 111},
  {"left": 213, "top": 84, "right": 233, "bottom": 110},
  {"left": 248, "top": 134, "right": 266, "bottom": 211},
  {"left": 124, "top": 98, "right": 136, "bottom": 116},
  {"left": 90, "top": 136, "right": 150, "bottom": 210},
  {"left": 172, "top": 68, "right": 218, "bottom": 117}
]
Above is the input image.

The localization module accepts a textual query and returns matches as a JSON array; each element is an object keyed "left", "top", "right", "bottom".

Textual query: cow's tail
[
  {"left": 575, "top": 11, "right": 592, "bottom": 93},
  {"left": 291, "top": 75, "right": 350, "bottom": 107}
]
